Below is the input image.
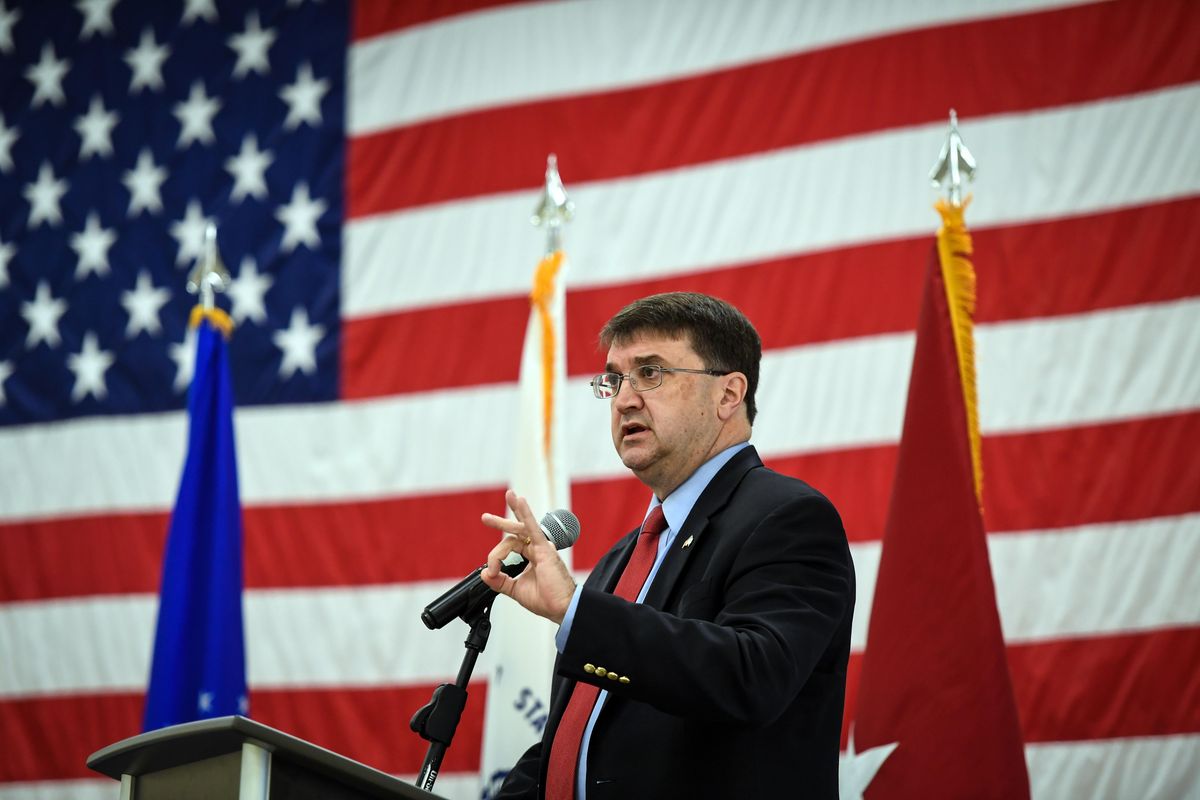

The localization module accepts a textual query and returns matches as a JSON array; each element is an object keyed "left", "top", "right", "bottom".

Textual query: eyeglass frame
[{"left": 589, "top": 364, "right": 731, "bottom": 399}]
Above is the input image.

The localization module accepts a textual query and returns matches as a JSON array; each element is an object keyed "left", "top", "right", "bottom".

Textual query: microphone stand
[{"left": 411, "top": 594, "right": 494, "bottom": 792}]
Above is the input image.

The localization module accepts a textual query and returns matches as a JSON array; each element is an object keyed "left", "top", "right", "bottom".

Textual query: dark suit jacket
[{"left": 497, "top": 446, "right": 855, "bottom": 799}]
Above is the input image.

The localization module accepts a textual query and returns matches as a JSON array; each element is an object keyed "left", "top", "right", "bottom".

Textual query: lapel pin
[{"left": 681, "top": 535, "right": 694, "bottom": 549}]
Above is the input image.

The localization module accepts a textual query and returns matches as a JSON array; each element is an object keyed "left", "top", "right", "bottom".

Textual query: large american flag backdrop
[{"left": 1, "top": 1, "right": 1197, "bottom": 798}]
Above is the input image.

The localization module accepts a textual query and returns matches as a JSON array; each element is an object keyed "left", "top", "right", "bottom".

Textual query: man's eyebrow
[{"left": 605, "top": 354, "right": 666, "bottom": 372}]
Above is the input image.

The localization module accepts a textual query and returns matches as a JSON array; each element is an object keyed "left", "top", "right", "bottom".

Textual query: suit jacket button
[
  {"left": 595, "top": 667, "right": 608, "bottom": 678},
  {"left": 619, "top": 676, "right": 631, "bottom": 684},
  {"left": 584, "top": 664, "right": 596, "bottom": 674}
]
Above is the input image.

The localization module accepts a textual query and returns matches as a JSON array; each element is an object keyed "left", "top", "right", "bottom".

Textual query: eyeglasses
[{"left": 590, "top": 364, "right": 730, "bottom": 399}]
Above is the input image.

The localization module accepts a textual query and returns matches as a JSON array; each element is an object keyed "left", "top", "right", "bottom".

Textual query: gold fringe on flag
[
  {"left": 531, "top": 250, "right": 565, "bottom": 458},
  {"left": 188, "top": 305, "right": 235, "bottom": 339},
  {"left": 935, "top": 197, "right": 983, "bottom": 505}
]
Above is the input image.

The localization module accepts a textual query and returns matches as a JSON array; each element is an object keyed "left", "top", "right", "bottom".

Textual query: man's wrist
[{"left": 555, "top": 585, "right": 585, "bottom": 652}]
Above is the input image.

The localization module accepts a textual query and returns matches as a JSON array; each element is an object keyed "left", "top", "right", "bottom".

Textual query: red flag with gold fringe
[{"left": 846, "top": 200, "right": 1030, "bottom": 799}]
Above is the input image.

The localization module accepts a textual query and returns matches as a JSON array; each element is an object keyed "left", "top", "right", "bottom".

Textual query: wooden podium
[{"left": 87, "top": 715, "right": 446, "bottom": 800}]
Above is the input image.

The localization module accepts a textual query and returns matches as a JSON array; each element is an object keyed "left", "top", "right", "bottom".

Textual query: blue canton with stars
[{"left": 0, "top": 0, "right": 346, "bottom": 426}]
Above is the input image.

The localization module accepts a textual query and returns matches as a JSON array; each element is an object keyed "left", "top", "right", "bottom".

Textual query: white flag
[{"left": 479, "top": 250, "right": 572, "bottom": 797}]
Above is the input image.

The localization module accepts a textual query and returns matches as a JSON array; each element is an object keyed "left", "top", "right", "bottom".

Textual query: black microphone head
[{"left": 540, "top": 508, "right": 580, "bottom": 549}]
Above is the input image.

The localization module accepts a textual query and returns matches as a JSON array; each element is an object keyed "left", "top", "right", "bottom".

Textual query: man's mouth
[{"left": 621, "top": 422, "right": 649, "bottom": 440}]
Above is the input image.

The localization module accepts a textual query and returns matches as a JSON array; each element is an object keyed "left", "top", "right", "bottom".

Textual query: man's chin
[{"left": 618, "top": 447, "right": 654, "bottom": 474}]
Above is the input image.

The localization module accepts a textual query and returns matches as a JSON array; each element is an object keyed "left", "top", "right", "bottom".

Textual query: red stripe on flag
[
  {"left": 837, "top": 625, "right": 1200, "bottom": 749},
  {"left": 341, "top": 200, "right": 1200, "bottom": 399},
  {"left": 347, "top": 0, "right": 1200, "bottom": 216},
  {"left": 1007, "top": 626, "right": 1200, "bottom": 743},
  {"left": 351, "top": 0, "right": 530, "bottom": 41},
  {"left": 0, "top": 683, "right": 487, "bottom": 783},
  {"left": 980, "top": 411, "right": 1200, "bottom": 533},
  {"left": 252, "top": 683, "right": 488, "bottom": 777},
  {"left": 343, "top": 296, "right": 530, "bottom": 399},
  {"left": 0, "top": 693, "right": 142, "bottom": 784},
  {"left": 0, "top": 511, "right": 168, "bottom": 602},
  {"left": 2, "top": 412, "right": 1196, "bottom": 600}
]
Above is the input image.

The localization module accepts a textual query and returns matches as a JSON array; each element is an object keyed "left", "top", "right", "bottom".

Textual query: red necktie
[{"left": 545, "top": 506, "right": 668, "bottom": 800}]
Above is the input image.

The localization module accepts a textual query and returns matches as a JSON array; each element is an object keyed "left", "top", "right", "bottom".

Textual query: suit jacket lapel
[{"left": 641, "top": 446, "right": 763, "bottom": 609}]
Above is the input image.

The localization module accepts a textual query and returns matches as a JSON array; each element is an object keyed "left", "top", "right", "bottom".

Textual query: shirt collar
[{"left": 643, "top": 441, "right": 751, "bottom": 534}]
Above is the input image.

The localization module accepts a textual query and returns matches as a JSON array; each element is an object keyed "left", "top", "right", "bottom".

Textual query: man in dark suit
[{"left": 481, "top": 292, "right": 854, "bottom": 799}]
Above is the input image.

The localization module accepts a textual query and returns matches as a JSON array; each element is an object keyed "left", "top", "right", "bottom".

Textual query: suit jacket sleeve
[
  {"left": 559, "top": 486, "right": 852, "bottom": 727},
  {"left": 493, "top": 739, "right": 541, "bottom": 799}
]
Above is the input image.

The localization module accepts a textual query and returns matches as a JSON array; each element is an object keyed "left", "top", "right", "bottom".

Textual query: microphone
[{"left": 420, "top": 509, "right": 581, "bottom": 630}]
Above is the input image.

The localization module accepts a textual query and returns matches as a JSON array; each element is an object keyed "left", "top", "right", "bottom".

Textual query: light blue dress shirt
[{"left": 553, "top": 441, "right": 750, "bottom": 799}]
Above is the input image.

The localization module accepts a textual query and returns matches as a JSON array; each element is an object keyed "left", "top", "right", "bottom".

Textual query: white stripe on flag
[
  {"left": 848, "top": 513, "right": 1200, "bottom": 651},
  {"left": 345, "top": 85, "right": 1200, "bottom": 316},
  {"left": 2, "top": 299, "right": 1197, "bottom": 521},
  {"left": 347, "top": 0, "right": 1090, "bottom": 134},
  {"left": 5, "top": 515, "right": 1196, "bottom": 697}
]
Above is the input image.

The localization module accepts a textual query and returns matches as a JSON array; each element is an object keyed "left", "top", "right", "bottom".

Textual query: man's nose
[{"left": 613, "top": 377, "right": 643, "bottom": 409}]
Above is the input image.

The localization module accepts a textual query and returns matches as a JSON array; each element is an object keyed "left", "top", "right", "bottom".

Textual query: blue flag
[{"left": 143, "top": 311, "right": 247, "bottom": 731}]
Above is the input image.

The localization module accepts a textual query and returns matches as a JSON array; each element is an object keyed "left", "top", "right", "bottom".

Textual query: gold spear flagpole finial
[
  {"left": 187, "top": 223, "right": 232, "bottom": 312},
  {"left": 929, "top": 109, "right": 977, "bottom": 208},
  {"left": 531, "top": 153, "right": 575, "bottom": 254}
]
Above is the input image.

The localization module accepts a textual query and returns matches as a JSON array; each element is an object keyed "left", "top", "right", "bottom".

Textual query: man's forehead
[{"left": 605, "top": 331, "right": 695, "bottom": 366}]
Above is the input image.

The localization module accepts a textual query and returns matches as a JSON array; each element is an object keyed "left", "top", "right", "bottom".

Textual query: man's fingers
[
  {"left": 481, "top": 569, "right": 519, "bottom": 601},
  {"left": 484, "top": 532, "right": 524, "bottom": 571},
  {"left": 506, "top": 491, "right": 544, "bottom": 536},
  {"left": 481, "top": 512, "right": 525, "bottom": 535}
]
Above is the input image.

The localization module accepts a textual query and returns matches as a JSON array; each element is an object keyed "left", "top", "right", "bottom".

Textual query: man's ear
[{"left": 715, "top": 372, "right": 748, "bottom": 422}]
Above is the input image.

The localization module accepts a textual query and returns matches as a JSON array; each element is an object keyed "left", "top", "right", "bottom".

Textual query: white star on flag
[
  {"left": 181, "top": 0, "right": 217, "bottom": 26},
  {"left": 0, "top": 359, "right": 12, "bottom": 407},
  {"left": 0, "top": 1, "right": 19, "bottom": 54},
  {"left": 125, "top": 27, "right": 169, "bottom": 93},
  {"left": 273, "top": 306, "right": 324, "bottom": 378},
  {"left": 280, "top": 62, "right": 329, "bottom": 130},
  {"left": 24, "top": 161, "right": 68, "bottom": 228},
  {"left": 74, "top": 95, "right": 119, "bottom": 160},
  {"left": 121, "top": 271, "right": 172, "bottom": 337},
  {"left": 170, "top": 200, "right": 213, "bottom": 266},
  {"left": 20, "top": 282, "right": 68, "bottom": 349},
  {"left": 173, "top": 80, "right": 221, "bottom": 148},
  {"left": 0, "top": 112, "right": 18, "bottom": 172},
  {"left": 839, "top": 732, "right": 899, "bottom": 800},
  {"left": 228, "top": 256, "right": 273, "bottom": 324},
  {"left": 168, "top": 326, "right": 197, "bottom": 392},
  {"left": 25, "top": 42, "right": 70, "bottom": 107},
  {"left": 228, "top": 11, "right": 276, "bottom": 78},
  {"left": 0, "top": 237, "right": 13, "bottom": 288},
  {"left": 225, "top": 133, "right": 272, "bottom": 202},
  {"left": 198, "top": 691, "right": 214, "bottom": 713},
  {"left": 276, "top": 182, "right": 326, "bottom": 252},
  {"left": 67, "top": 331, "right": 115, "bottom": 402},
  {"left": 122, "top": 149, "right": 167, "bottom": 216},
  {"left": 76, "top": 0, "right": 117, "bottom": 39},
  {"left": 71, "top": 212, "right": 117, "bottom": 279}
]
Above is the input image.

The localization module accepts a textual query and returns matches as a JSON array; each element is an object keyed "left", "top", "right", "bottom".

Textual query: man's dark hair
[{"left": 600, "top": 292, "right": 761, "bottom": 424}]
